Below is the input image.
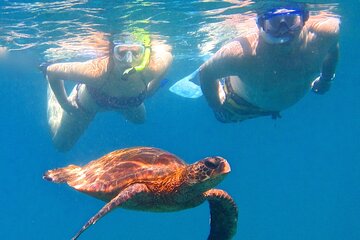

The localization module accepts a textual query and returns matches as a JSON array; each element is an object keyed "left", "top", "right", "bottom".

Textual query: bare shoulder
[
  {"left": 306, "top": 12, "right": 340, "bottom": 37},
  {"left": 147, "top": 40, "right": 173, "bottom": 74},
  {"left": 217, "top": 32, "right": 258, "bottom": 58}
]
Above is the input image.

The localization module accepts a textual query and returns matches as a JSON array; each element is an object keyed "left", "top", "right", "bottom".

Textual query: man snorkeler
[{"left": 171, "top": 6, "right": 339, "bottom": 123}]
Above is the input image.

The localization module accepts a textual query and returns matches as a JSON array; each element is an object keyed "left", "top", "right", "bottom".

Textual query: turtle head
[{"left": 184, "top": 157, "right": 231, "bottom": 191}]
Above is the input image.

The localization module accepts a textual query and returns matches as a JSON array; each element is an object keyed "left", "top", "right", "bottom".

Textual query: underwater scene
[{"left": 0, "top": 0, "right": 359, "bottom": 239}]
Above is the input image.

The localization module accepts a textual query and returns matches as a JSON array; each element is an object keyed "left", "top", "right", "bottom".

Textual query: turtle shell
[{"left": 65, "top": 147, "right": 186, "bottom": 200}]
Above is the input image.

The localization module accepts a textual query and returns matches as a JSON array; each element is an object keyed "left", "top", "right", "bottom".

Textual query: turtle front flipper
[
  {"left": 71, "top": 183, "right": 149, "bottom": 240},
  {"left": 204, "top": 189, "right": 238, "bottom": 240}
]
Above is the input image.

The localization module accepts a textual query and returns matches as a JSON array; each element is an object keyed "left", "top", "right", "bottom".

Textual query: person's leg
[
  {"left": 47, "top": 84, "right": 95, "bottom": 152},
  {"left": 119, "top": 103, "right": 146, "bottom": 124}
]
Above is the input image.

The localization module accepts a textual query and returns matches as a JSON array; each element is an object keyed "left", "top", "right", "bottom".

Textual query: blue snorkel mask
[{"left": 257, "top": 7, "right": 309, "bottom": 44}]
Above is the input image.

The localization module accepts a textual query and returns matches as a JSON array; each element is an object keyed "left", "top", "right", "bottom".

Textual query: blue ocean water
[{"left": 0, "top": 1, "right": 359, "bottom": 239}]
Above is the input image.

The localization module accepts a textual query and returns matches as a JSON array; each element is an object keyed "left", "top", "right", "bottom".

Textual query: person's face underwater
[
  {"left": 258, "top": 8, "right": 307, "bottom": 44},
  {"left": 113, "top": 43, "right": 145, "bottom": 67}
]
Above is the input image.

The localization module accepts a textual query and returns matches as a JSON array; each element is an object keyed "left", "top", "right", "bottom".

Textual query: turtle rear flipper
[
  {"left": 43, "top": 164, "right": 81, "bottom": 183},
  {"left": 71, "top": 183, "right": 149, "bottom": 240},
  {"left": 204, "top": 189, "right": 238, "bottom": 240}
]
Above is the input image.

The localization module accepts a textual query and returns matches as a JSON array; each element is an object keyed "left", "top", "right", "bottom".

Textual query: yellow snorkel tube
[
  {"left": 132, "top": 29, "right": 151, "bottom": 72},
  {"left": 134, "top": 46, "right": 150, "bottom": 72}
]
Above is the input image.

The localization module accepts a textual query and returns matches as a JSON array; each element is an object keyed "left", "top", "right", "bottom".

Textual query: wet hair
[{"left": 106, "top": 34, "right": 118, "bottom": 73}]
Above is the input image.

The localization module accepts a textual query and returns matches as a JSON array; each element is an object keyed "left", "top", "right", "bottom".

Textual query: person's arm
[
  {"left": 310, "top": 15, "right": 340, "bottom": 94},
  {"left": 312, "top": 43, "right": 339, "bottom": 94},
  {"left": 46, "top": 58, "right": 107, "bottom": 113},
  {"left": 47, "top": 73, "right": 76, "bottom": 113},
  {"left": 321, "top": 43, "right": 339, "bottom": 80},
  {"left": 199, "top": 41, "right": 244, "bottom": 110},
  {"left": 145, "top": 43, "right": 173, "bottom": 97}
]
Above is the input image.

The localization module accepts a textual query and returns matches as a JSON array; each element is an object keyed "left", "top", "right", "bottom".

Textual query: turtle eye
[{"left": 204, "top": 158, "right": 220, "bottom": 169}]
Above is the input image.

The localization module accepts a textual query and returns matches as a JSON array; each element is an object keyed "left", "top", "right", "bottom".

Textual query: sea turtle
[{"left": 43, "top": 147, "right": 238, "bottom": 240}]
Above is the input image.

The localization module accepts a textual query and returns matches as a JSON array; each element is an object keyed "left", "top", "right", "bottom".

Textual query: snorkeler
[
  {"left": 171, "top": 6, "right": 339, "bottom": 123},
  {"left": 44, "top": 31, "right": 173, "bottom": 151}
]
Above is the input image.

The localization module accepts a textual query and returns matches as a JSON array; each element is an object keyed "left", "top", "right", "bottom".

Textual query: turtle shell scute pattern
[{"left": 68, "top": 147, "right": 186, "bottom": 198}]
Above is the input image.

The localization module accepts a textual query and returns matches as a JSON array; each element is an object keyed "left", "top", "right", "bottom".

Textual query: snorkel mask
[
  {"left": 112, "top": 31, "right": 151, "bottom": 80},
  {"left": 257, "top": 7, "right": 309, "bottom": 44}
]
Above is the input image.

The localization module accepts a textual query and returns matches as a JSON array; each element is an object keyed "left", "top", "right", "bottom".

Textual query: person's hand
[
  {"left": 311, "top": 76, "right": 332, "bottom": 95},
  {"left": 39, "top": 62, "right": 50, "bottom": 76},
  {"left": 62, "top": 100, "right": 82, "bottom": 116}
]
